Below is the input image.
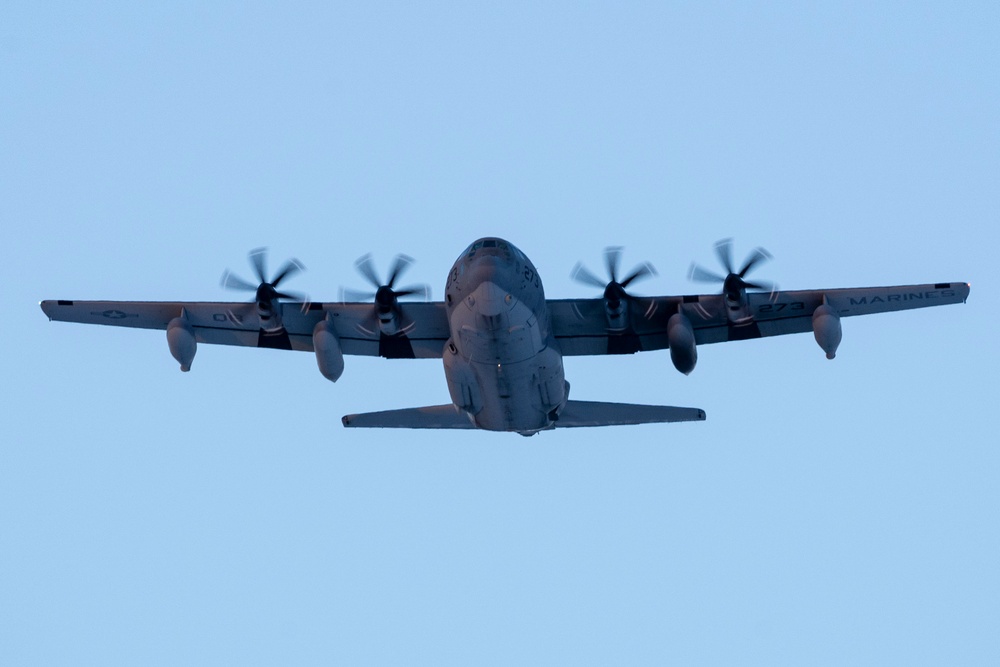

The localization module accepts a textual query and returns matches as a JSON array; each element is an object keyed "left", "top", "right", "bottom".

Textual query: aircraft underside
[{"left": 40, "top": 236, "right": 969, "bottom": 433}]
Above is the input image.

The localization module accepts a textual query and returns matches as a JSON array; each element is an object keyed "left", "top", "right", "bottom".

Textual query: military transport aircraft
[{"left": 40, "top": 238, "right": 969, "bottom": 435}]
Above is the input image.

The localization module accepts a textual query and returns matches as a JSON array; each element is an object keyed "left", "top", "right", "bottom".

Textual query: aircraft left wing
[
  {"left": 39, "top": 300, "right": 451, "bottom": 358},
  {"left": 550, "top": 281, "right": 970, "bottom": 356}
]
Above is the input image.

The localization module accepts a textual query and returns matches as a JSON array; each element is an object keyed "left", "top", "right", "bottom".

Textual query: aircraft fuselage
[{"left": 442, "top": 238, "right": 567, "bottom": 434}]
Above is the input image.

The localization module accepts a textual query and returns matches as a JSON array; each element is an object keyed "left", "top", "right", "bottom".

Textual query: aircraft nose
[
  {"left": 473, "top": 281, "right": 511, "bottom": 316},
  {"left": 464, "top": 253, "right": 512, "bottom": 288}
]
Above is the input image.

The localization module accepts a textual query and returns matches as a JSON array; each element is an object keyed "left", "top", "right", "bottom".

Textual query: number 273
[{"left": 758, "top": 302, "right": 805, "bottom": 313}]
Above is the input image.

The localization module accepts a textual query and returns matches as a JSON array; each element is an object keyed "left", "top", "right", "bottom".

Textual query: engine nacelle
[
  {"left": 812, "top": 302, "right": 842, "bottom": 359},
  {"left": 257, "top": 301, "right": 284, "bottom": 333},
  {"left": 167, "top": 315, "right": 196, "bottom": 372},
  {"left": 668, "top": 312, "right": 697, "bottom": 375},
  {"left": 313, "top": 315, "right": 345, "bottom": 382}
]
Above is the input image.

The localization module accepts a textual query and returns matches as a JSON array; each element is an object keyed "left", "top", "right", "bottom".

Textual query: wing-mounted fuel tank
[
  {"left": 812, "top": 297, "right": 842, "bottom": 359},
  {"left": 167, "top": 310, "right": 196, "bottom": 372},
  {"left": 668, "top": 312, "right": 697, "bottom": 375},
  {"left": 313, "top": 313, "right": 345, "bottom": 382}
]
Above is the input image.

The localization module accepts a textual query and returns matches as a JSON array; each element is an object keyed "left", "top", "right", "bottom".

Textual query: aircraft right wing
[{"left": 39, "top": 299, "right": 451, "bottom": 359}]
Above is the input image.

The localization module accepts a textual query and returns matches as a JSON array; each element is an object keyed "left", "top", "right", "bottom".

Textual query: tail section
[
  {"left": 341, "top": 400, "right": 705, "bottom": 431},
  {"left": 342, "top": 404, "right": 474, "bottom": 429},
  {"left": 554, "top": 400, "right": 705, "bottom": 428}
]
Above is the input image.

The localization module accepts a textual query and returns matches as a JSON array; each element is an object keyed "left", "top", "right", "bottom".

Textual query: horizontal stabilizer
[
  {"left": 555, "top": 400, "right": 706, "bottom": 428},
  {"left": 342, "top": 400, "right": 706, "bottom": 431},
  {"left": 342, "top": 404, "right": 475, "bottom": 429}
]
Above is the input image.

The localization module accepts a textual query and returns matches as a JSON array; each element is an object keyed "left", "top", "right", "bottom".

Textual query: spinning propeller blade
[
  {"left": 221, "top": 248, "right": 308, "bottom": 305},
  {"left": 344, "top": 253, "right": 431, "bottom": 333},
  {"left": 571, "top": 246, "right": 657, "bottom": 302},
  {"left": 689, "top": 239, "right": 776, "bottom": 296}
]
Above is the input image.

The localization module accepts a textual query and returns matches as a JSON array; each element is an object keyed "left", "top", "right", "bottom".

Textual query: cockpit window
[{"left": 463, "top": 238, "right": 517, "bottom": 261}]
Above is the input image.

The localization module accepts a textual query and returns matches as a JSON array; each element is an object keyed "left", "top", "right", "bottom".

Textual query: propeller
[
  {"left": 221, "top": 247, "right": 307, "bottom": 305},
  {"left": 341, "top": 253, "right": 430, "bottom": 333},
  {"left": 688, "top": 238, "right": 775, "bottom": 300},
  {"left": 571, "top": 246, "right": 657, "bottom": 307}
]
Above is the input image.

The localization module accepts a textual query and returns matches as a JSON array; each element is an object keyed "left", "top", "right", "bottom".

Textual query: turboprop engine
[
  {"left": 312, "top": 314, "right": 345, "bottom": 382},
  {"left": 220, "top": 247, "right": 308, "bottom": 332},
  {"left": 342, "top": 253, "right": 431, "bottom": 336},
  {"left": 668, "top": 312, "right": 697, "bottom": 375},
  {"left": 812, "top": 299, "right": 842, "bottom": 359},
  {"left": 570, "top": 246, "right": 657, "bottom": 330},
  {"left": 688, "top": 239, "right": 777, "bottom": 322},
  {"left": 167, "top": 313, "right": 196, "bottom": 372}
]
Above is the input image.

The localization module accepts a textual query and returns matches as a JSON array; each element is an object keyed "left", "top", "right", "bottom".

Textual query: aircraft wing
[
  {"left": 39, "top": 300, "right": 451, "bottom": 358},
  {"left": 41, "top": 281, "right": 970, "bottom": 359},
  {"left": 550, "top": 281, "right": 970, "bottom": 355}
]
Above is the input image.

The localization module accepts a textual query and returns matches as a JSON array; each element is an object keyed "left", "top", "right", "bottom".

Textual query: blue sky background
[{"left": 2, "top": 2, "right": 996, "bottom": 664}]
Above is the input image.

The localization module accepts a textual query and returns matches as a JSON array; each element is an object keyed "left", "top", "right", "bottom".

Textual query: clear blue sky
[{"left": 2, "top": 2, "right": 996, "bottom": 664}]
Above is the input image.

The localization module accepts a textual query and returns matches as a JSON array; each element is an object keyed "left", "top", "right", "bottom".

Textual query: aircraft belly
[
  {"left": 469, "top": 357, "right": 559, "bottom": 433},
  {"left": 446, "top": 278, "right": 564, "bottom": 432},
  {"left": 457, "top": 305, "right": 540, "bottom": 365}
]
